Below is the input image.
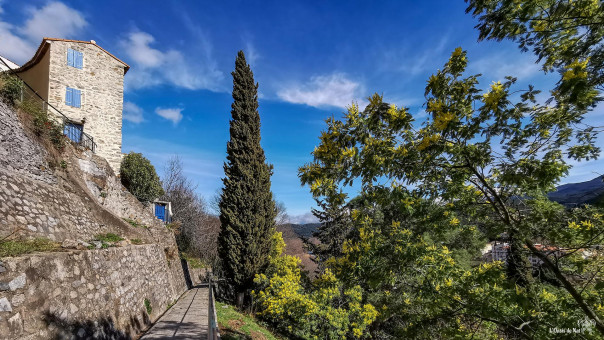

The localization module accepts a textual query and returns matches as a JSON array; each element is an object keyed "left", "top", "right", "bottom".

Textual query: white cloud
[
  {"left": 288, "top": 212, "right": 319, "bottom": 224},
  {"left": 121, "top": 30, "right": 224, "bottom": 91},
  {"left": 244, "top": 41, "right": 259, "bottom": 67},
  {"left": 123, "top": 101, "right": 144, "bottom": 123},
  {"left": 121, "top": 32, "right": 164, "bottom": 68},
  {"left": 155, "top": 107, "right": 183, "bottom": 125},
  {"left": 23, "top": 2, "right": 86, "bottom": 41},
  {"left": 0, "top": 2, "right": 86, "bottom": 64},
  {"left": 471, "top": 53, "right": 541, "bottom": 82},
  {"left": 277, "top": 73, "right": 363, "bottom": 108}
]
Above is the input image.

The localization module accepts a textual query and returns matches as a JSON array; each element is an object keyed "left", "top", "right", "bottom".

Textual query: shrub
[
  {"left": 18, "top": 99, "right": 66, "bottom": 151},
  {"left": 253, "top": 233, "right": 378, "bottom": 339},
  {"left": 0, "top": 74, "right": 23, "bottom": 104},
  {"left": 120, "top": 152, "right": 164, "bottom": 203}
]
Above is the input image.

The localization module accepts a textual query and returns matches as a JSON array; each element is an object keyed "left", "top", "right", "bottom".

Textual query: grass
[
  {"left": 130, "top": 238, "right": 143, "bottom": 245},
  {"left": 95, "top": 233, "right": 124, "bottom": 243},
  {"left": 216, "top": 302, "right": 280, "bottom": 340},
  {"left": 182, "top": 252, "right": 207, "bottom": 269},
  {"left": 123, "top": 218, "right": 148, "bottom": 229},
  {"left": 0, "top": 238, "right": 60, "bottom": 257},
  {"left": 144, "top": 298, "right": 152, "bottom": 315}
]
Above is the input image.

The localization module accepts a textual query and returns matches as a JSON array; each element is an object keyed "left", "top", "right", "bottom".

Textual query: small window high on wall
[
  {"left": 67, "top": 48, "right": 83, "bottom": 69},
  {"left": 65, "top": 87, "right": 81, "bottom": 108}
]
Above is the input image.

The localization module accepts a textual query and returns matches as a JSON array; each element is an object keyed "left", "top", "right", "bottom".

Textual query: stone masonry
[
  {"left": 0, "top": 97, "right": 190, "bottom": 338},
  {"left": 46, "top": 40, "right": 125, "bottom": 173},
  {"left": 0, "top": 244, "right": 187, "bottom": 339}
]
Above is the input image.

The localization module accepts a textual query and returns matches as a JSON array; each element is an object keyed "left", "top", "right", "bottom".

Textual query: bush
[
  {"left": 0, "top": 74, "right": 23, "bottom": 104},
  {"left": 19, "top": 99, "right": 66, "bottom": 151},
  {"left": 120, "top": 152, "right": 164, "bottom": 202},
  {"left": 253, "top": 233, "right": 378, "bottom": 339}
]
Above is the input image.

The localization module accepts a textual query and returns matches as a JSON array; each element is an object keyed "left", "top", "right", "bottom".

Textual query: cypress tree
[{"left": 218, "top": 51, "right": 276, "bottom": 303}]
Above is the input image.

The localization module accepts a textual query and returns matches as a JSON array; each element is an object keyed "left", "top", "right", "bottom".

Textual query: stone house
[{"left": 11, "top": 38, "right": 129, "bottom": 173}]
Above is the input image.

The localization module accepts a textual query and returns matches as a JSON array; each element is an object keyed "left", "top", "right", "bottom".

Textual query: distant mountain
[
  {"left": 548, "top": 175, "right": 604, "bottom": 207},
  {"left": 289, "top": 223, "right": 321, "bottom": 239}
]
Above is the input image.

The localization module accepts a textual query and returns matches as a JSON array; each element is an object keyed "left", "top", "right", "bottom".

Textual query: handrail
[
  {"left": 1, "top": 57, "right": 97, "bottom": 153},
  {"left": 208, "top": 275, "right": 220, "bottom": 340}
]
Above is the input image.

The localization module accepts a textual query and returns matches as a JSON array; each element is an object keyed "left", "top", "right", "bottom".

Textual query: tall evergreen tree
[{"left": 218, "top": 51, "right": 276, "bottom": 303}]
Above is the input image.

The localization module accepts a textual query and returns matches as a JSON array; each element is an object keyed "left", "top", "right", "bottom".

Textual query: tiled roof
[{"left": 12, "top": 38, "right": 130, "bottom": 74}]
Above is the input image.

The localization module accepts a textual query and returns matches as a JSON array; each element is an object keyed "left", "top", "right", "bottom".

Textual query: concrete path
[{"left": 141, "top": 287, "right": 209, "bottom": 339}]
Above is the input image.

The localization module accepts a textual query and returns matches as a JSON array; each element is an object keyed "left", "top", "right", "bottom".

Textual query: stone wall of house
[
  {"left": 0, "top": 244, "right": 188, "bottom": 339},
  {"left": 46, "top": 40, "right": 125, "bottom": 173}
]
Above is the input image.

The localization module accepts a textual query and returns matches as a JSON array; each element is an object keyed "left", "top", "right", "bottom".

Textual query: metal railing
[
  {"left": 208, "top": 275, "right": 220, "bottom": 340},
  {"left": 1, "top": 58, "right": 96, "bottom": 153}
]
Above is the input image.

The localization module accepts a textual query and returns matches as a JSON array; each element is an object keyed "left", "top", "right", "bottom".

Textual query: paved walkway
[{"left": 141, "top": 287, "right": 209, "bottom": 339}]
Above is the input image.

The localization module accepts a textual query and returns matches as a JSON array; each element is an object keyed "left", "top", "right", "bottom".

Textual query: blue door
[
  {"left": 64, "top": 122, "right": 83, "bottom": 143},
  {"left": 155, "top": 204, "right": 166, "bottom": 221}
]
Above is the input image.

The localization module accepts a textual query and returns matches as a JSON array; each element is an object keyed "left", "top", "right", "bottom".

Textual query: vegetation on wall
[
  {"left": 218, "top": 51, "right": 277, "bottom": 305},
  {"left": 120, "top": 152, "right": 164, "bottom": 203},
  {"left": 0, "top": 74, "right": 24, "bottom": 104}
]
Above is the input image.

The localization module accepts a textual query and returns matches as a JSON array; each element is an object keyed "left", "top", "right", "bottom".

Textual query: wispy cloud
[
  {"left": 277, "top": 73, "right": 364, "bottom": 108},
  {"left": 379, "top": 35, "right": 449, "bottom": 77},
  {"left": 121, "top": 30, "right": 224, "bottom": 91},
  {"left": 155, "top": 107, "right": 183, "bottom": 125},
  {"left": 0, "top": 1, "right": 87, "bottom": 64},
  {"left": 123, "top": 101, "right": 144, "bottom": 123},
  {"left": 244, "top": 41, "right": 259, "bottom": 67},
  {"left": 471, "top": 52, "right": 541, "bottom": 82}
]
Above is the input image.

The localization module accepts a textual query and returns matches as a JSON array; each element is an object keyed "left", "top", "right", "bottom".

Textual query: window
[
  {"left": 67, "top": 48, "right": 83, "bottom": 69},
  {"left": 65, "top": 87, "right": 81, "bottom": 108},
  {"left": 63, "top": 122, "right": 83, "bottom": 143}
]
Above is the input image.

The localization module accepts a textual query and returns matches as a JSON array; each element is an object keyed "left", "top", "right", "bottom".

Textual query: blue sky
[{"left": 1, "top": 1, "right": 602, "bottom": 222}]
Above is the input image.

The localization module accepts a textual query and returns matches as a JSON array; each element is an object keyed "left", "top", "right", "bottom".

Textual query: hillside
[
  {"left": 549, "top": 175, "right": 604, "bottom": 207},
  {"left": 276, "top": 224, "right": 319, "bottom": 276}
]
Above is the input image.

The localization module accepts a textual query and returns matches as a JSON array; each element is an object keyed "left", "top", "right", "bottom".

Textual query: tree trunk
[
  {"left": 506, "top": 230, "right": 532, "bottom": 286},
  {"left": 237, "top": 291, "right": 245, "bottom": 310}
]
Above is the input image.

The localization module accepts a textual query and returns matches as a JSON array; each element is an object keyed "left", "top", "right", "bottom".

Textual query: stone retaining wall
[
  {"left": 0, "top": 244, "right": 187, "bottom": 339},
  {"left": 189, "top": 266, "right": 209, "bottom": 286}
]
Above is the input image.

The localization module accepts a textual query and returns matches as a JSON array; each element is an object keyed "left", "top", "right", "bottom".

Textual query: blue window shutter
[
  {"left": 74, "top": 89, "right": 81, "bottom": 108},
  {"left": 76, "top": 51, "right": 83, "bottom": 69},
  {"left": 65, "top": 87, "right": 73, "bottom": 106},
  {"left": 67, "top": 49, "right": 74, "bottom": 67}
]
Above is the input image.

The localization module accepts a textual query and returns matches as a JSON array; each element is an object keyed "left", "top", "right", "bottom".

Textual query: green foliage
[
  {"left": 218, "top": 51, "right": 277, "bottom": 295},
  {"left": 182, "top": 252, "right": 207, "bottom": 269},
  {"left": 0, "top": 238, "right": 60, "bottom": 257},
  {"left": 0, "top": 74, "right": 23, "bottom": 104},
  {"left": 144, "top": 298, "right": 152, "bottom": 315},
  {"left": 95, "top": 233, "right": 124, "bottom": 243},
  {"left": 18, "top": 99, "right": 66, "bottom": 151},
  {"left": 467, "top": 0, "right": 604, "bottom": 109},
  {"left": 216, "top": 301, "right": 280, "bottom": 340},
  {"left": 123, "top": 218, "right": 147, "bottom": 229},
  {"left": 130, "top": 238, "right": 143, "bottom": 245},
  {"left": 120, "top": 152, "right": 164, "bottom": 203},
  {"left": 299, "top": 46, "right": 604, "bottom": 338},
  {"left": 254, "top": 233, "right": 377, "bottom": 339}
]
